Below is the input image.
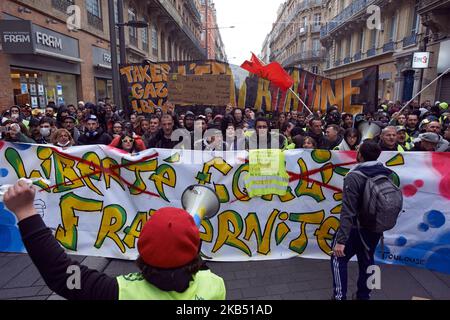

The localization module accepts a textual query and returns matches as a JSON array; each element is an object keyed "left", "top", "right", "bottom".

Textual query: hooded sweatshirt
[{"left": 336, "top": 161, "right": 393, "bottom": 244}]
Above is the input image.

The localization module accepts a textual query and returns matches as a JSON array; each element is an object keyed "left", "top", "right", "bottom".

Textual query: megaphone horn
[
  {"left": 181, "top": 185, "right": 220, "bottom": 227},
  {"left": 358, "top": 121, "right": 382, "bottom": 141}
]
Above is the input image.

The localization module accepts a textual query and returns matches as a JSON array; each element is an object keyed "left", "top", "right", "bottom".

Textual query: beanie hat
[{"left": 137, "top": 207, "right": 200, "bottom": 269}]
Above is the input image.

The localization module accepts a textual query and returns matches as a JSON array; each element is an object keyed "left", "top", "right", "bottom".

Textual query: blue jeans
[{"left": 331, "top": 228, "right": 381, "bottom": 300}]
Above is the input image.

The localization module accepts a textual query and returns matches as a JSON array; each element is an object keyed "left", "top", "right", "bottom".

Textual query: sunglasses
[{"left": 122, "top": 138, "right": 134, "bottom": 143}]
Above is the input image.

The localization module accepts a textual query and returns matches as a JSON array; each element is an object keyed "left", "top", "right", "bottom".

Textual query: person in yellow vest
[{"left": 3, "top": 180, "right": 226, "bottom": 300}]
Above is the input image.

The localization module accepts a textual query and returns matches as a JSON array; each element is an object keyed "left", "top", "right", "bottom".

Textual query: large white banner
[{"left": 0, "top": 141, "right": 449, "bottom": 274}]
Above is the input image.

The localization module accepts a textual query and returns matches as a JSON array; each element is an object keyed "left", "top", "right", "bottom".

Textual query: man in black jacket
[
  {"left": 77, "top": 115, "right": 112, "bottom": 146},
  {"left": 331, "top": 140, "right": 393, "bottom": 300}
]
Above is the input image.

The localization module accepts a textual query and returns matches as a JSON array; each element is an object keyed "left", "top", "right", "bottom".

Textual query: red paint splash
[
  {"left": 431, "top": 153, "right": 450, "bottom": 200},
  {"left": 402, "top": 185, "right": 418, "bottom": 197},
  {"left": 414, "top": 180, "right": 424, "bottom": 188}
]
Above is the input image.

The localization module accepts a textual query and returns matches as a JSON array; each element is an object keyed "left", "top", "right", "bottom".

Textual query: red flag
[{"left": 241, "top": 53, "right": 294, "bottom": 91}]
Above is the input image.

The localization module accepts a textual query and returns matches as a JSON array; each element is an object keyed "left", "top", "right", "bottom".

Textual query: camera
[{"left": 0, "top": 126, "right": 11, "bottom": 133}]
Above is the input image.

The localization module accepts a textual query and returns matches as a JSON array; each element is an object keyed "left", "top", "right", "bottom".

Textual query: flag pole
[
  {"left": 288, "top": 88, "right": 313, "bottom": 115},
  {"left": 398, "top": 67, "right": 450, "bottom": 114},
  {"left": 251, "top": 52, "right": 314, "bottom": 115}
]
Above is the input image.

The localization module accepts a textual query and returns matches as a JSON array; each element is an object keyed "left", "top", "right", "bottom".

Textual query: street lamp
[
  {"left": 116, "top": 20, "right": 149, "bottom": 29},
  {"left": 108, "top": 0, "right": 148, "bottom": 116}
]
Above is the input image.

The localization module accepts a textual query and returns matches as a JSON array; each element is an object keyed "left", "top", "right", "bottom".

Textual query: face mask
[
  {"left": 57, "top": 140, "right": 71, "bottom": 147},
  {"left": 87, "top": 130, "right": 98, "bottom": 138},
  {"left": 40, "top": 127, "right": 51, "bottom": 137}
]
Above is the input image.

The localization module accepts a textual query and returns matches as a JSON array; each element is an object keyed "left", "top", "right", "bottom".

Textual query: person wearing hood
[
  {"left": 331, "top": 140, "right": 394, "bottom": 300},
  {"left": 155, "top": 107, "right": 163, "bottom": 119},
  {"left": 184, "top": 111, "right": 195, "bottom": 132},
  {"left": 77, "top": 115, "right": 112, "bottom": 145},
  {"left": 334, "top": 128, "right": 360, "bottom": 151}
]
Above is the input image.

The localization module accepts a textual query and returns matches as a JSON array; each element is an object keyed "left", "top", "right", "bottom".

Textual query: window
[
  {"left": 359, "top": 29, "right": 365, "bottom": 52},
  {"left": 128, "top": 6, "right": 138, "bottom": 47},
  {"left": 301, "top": 40, "right": 306, "bottom": 52},
  {"left": 335, "top": 41, "right": 340, "bottom": 60},
  {"left": 86, "top": 0, "right": 101, "bottom": 18},
  {"left": 302, "top": 16, "right": 307, "bottom": 28},
  {"left": 151, "top": 24, "right": 158, "bottom": 55},
  {"left": 142, "top": 25, "right": 149, "bottom": 52},
  {"left": 389, "top": 13, "right": 398, "bottom": 42},
  {"left": 370, "top": 29, "right": 377, "bottom": 48},
  {"left": 312, "top": 66, "right": 319, "bottom": 74},
  {"left": 348, "top": 36, "right": 353, "bottom": 56},
  {"left": 312, "top": 38, "right": 320, "bottom": 51},
  {"left": 86, "top": 0, "right": 102, "bottom": 30},
  {"left": 314, "top": 14, "right": 321, "bottom": 26},
  {"left": 411, "top": 6, "right": 420, "bottom": 35}
]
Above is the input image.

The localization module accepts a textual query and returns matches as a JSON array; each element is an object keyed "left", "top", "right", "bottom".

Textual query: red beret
[{"left": 137, "top": 207, "right": 200, "bottom": 269}]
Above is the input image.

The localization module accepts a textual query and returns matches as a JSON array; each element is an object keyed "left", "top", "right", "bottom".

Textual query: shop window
[{"left": 11, "top": 68, "right": 77, "bottom": 108}]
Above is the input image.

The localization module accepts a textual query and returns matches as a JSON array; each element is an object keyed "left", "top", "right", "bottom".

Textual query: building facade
[
  {"left": 260, "top": 33, "right": 272, "bottom": 64},
  {"left": 268, "top": 0, "right": 326, "bottom": 75},
  {"left": 0, "top": 0, "right": 207, "bottom": 111},
  {"left": 320, "top": 0, "right": 436, "bottom": 104},
  {"left": 418, "top": 0, "right": 450, "bottom": 103},
  {"left": 199, "top": 0, "right": 227, "bottom": 61}
]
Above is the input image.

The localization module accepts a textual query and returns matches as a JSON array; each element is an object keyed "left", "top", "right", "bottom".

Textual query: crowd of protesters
[{"left": 1, "top": 98, "right": 449, "bottom": 153}]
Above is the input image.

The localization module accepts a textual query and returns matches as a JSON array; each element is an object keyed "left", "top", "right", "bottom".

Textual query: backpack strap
[{"left": 348, "top": 170, "right": 372, "bottom": 259}]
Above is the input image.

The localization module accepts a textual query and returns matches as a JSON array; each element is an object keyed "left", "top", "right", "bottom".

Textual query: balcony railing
[
  {"left": 335, "top": 60, "right": 341, "bottom": 67},
  {"left": 282, "top": 49, "right": 326, "bottom": 66},
  {"left": 303, "top": 49, "right": 326, "bottom": 60},
  {"left": 320, "top": 0, "right": 377, "bottom": 39},
  {"left": 185, "top": 0, "right": 202, "bottom": 24},
  {"left": 403, "top": 34, "right": 418, "bottom": 47},
  {"left": 299, "top": 25, "right": 309, "bottom": 36},
  {"left": 51, "top": 0, "right": 74, "bottom": 13},
  {"left": 87, "top": 12, "right": 103, "bottom": 31},
  {"left": 343, "top": 57, "right": 351, "bottom": 64},
  {"left": 285, "top": 32, "right": 298, "bottom": 47},
  {"left": 367, "top": 47, "right": 376, "bottom": 57},
  {"left": 311, "top": 24, "right": 322, "bottom": 33},
  {"left": 353, "top": 51, "right": 362, "bottom": 61},
  {"left": 383, "top": 41, "right": 395, "bottom": 52}
]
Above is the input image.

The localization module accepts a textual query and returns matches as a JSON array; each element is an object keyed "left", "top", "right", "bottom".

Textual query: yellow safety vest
[
  {"left": 117, "top": 270, "right": 226, "bottom": 300},
  {"left": 245, "top": 149, "right": 289, "bottom": 197}
]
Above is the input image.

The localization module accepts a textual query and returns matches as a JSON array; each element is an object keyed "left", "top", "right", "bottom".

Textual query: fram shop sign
[
  {"left": 0, "top": 20, "right": 34, "bottom": 54},
  {"left": 0, "top": 19, "right": 80, "bottom": 61}
]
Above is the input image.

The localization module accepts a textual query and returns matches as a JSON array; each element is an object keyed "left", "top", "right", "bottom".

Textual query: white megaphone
[
  {"left": 358, "top": 121, "right": 382, "bottom": 141},
  {"left": 181, "top": 185, "right": 220, "bottom": 227}
]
